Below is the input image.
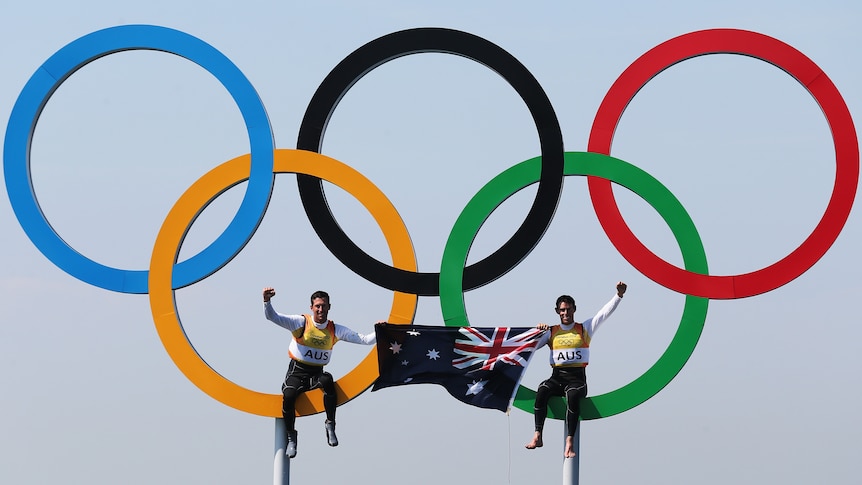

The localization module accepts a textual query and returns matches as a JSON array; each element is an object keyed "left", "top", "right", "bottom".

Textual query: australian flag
[{"left": 372, "top": 323, "right": 544, "bottom": 412}]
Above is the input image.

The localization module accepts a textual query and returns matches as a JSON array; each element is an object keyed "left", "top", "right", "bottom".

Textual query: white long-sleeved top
[
  {"left": 534, "top": 293, "right": 623, "bottom": 350},
  {"left": 263, "top": 301, "right": 376, "bottom": 345}
]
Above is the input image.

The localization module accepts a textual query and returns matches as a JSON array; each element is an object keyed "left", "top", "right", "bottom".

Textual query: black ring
[{"left": 296, "top": 28, "right": 564, "bottom": 296}]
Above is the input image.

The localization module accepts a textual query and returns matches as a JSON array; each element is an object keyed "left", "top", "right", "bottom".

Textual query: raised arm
[
  {"left": 262, "top": 287, "right": 304, "bottom": 331},
  {"left": 582, "top": 281, "right": 627, "bottom": 337}
]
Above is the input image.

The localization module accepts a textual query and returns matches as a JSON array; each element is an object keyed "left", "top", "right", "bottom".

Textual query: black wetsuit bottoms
[
  {"left": 281, "top": 360, "right": 336, "bottom": 430},
  {"left": 534, "top": 366, "right": 587, "bottom": 437}
]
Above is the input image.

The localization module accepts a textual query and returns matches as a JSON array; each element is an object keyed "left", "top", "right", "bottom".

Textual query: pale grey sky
[{"left": 2, "top": 1, "right": 860, "bottom": 484}]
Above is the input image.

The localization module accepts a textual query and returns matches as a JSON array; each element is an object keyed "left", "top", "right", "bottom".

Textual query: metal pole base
[
  {"left": 562, "top": 423, "right": 580, "bottom": 485},
  {"left": 274, "top": 418, "right": 290, "bottom": 485}
]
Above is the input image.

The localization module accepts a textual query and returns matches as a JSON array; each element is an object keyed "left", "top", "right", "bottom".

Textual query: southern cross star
[{"left": 466, "top": 380, "right": 486, "bottom": 395}]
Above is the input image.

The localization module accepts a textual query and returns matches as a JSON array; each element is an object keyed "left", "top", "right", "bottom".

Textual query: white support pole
[
  {"left": 274, "top": 418, "right": 290, "bottom": 485},
  {"left": 562, "top": 422, "right": 580, "bottom": 485}
]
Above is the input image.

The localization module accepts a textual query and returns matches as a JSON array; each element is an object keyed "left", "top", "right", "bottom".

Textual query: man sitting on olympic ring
[
  {"left": 263, "top": 287, "right": 383, "bottom": 458},
  {"left": 526, "top": 281, "right": 627, "bottom": 458}
]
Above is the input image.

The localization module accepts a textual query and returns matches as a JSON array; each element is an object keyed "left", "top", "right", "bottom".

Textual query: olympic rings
[
  {"left": 149, "top": 149, "right": 417, "bottom": 417},
  {"left": 587, "top": 28, "right": 859, "bottom": 299},
  {"left": 296, "top": 28, "right": 565, "bottom": 296},
  {"left": 439, "top": 152, "right": 710, "bottom": 419},
  {"left": 3, "top": 24, "right": 275, "bottom": 294},
  {"left": 5, "top": 26, "right": 857, "bottom": 420}
]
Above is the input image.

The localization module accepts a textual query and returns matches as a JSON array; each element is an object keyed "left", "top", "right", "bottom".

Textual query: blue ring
[{"left": 3, "top": 25, "right": 274, "bottom": 293}]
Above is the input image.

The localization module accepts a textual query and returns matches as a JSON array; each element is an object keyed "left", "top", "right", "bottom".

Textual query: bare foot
[
  {"left": 525, "top": 432, "right": 543, "bottom": 449},
  {"left": 564, "top": 436, "right": 576, "bottom": 458}
]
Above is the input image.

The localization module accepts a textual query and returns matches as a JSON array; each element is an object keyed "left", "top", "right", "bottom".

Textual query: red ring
[{"left": 587, "top": 28, "right": 859, "bottom": 299}]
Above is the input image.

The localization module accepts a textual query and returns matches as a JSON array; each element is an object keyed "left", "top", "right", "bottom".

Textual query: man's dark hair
[
  {"left": 310, "top": 290, "right": 330, "bottom": 304},
  {"left": 555, "top": 294, "right": 575, "bottom": 309}
]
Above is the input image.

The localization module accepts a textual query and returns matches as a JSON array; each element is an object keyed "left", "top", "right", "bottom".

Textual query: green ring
[{"left": 439, "top": 152, "right": 710, "bottom": 419}]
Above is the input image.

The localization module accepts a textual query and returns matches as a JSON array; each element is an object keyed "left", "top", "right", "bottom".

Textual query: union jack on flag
[{"left": 452, "top": 327, "right": 544, "bottom": 371}]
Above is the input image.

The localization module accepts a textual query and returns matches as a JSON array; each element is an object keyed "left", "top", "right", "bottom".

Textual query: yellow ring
[{"left": 148, "top": 149, "right": 417, "bottom": 417}]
